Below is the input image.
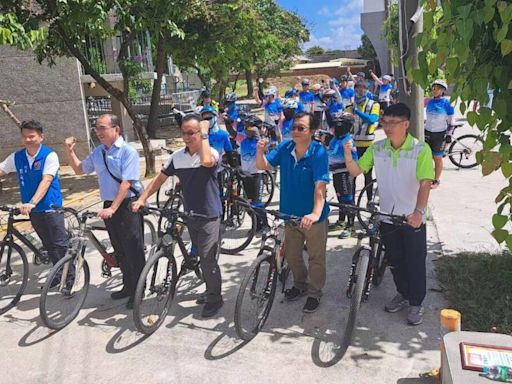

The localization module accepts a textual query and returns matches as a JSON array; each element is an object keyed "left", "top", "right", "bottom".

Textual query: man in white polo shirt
[{"left": 344, "top": 103, "right": 434, "bottom": 326}]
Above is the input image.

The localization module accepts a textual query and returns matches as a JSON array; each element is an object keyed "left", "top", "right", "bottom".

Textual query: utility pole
[{"left": 397, "top": 0, "right": 424, "bottom": 139}]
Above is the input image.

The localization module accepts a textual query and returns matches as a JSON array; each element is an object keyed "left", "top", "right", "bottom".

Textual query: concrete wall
[
  {"left": 0, "top": 46, "right": 89, "bottom": 163},
  {"left": 361, "top": 10, "right": 391, "bottom": 75}
]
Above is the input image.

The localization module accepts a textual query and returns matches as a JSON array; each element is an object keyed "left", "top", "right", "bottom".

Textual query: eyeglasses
[
  {"left": 181, "top": 130, "right": 200, "bottom": 137},
  {"left": 94, "top": 126, "right": 115, "bottom": 132},
  {"left": 381, "top": 119, "right": 407, "bottom": 126},
  {"left": 291, "top": 125, "right": 308, "bottom": 132}
]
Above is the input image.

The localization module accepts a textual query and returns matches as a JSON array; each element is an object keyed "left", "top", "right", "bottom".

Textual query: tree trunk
[
  {"left": 245, "top": 70, "right": 254, "bottom": 98},
  {"left": 146, "top": 35, "right": 167, "bottom": 139},
  {"left": 0, "top": 100, "right": 21, "bottom": 127}
]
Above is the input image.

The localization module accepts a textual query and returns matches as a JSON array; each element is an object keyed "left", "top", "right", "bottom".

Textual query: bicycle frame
[{"left": 1, "top": 211, "right": 44, "bottom": 261}]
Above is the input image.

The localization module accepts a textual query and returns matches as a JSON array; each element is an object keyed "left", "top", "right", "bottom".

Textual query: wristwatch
[
  {"left": 201, "top": 132, "right": 209, "bottom": 140},
  {"left": 414, "top": 207, "right": 426, "bottom": 215}
]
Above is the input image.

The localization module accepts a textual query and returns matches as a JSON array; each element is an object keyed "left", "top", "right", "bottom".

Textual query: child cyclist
[{"left": 324, "top": 113, "right": 358, "bottom": 239}]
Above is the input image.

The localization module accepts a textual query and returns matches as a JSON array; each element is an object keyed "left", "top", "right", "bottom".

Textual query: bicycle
[
  {"left": 355, "top": 179, "right": 379, "bottom": 231},
  {"left": 132, "top": 205, "right": 203, "bottom": 335},
  {"left": 443, "top": 123, "right": 482, "bottom": 169},
  {"left": 220, "top": 165, "right": 257, "bottom": 254},
  {"left": 155, "top": 147, "right": 182, "bottom": 208},
  {"left": 39, "top": 206, "right": 156, "bottom": 330},
  {"left": 328, "top": 202, "right": 406, "bottom": 353},
  {"left": 234, "top": 207, "right": 301, "bottom": 341}
]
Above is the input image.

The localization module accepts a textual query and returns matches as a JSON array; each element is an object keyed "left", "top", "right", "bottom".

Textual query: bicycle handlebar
[
  {"left": 139, "top": 205, "right": 208, "bottom": 219},
  {"left": 0, "top": 206, "right": 21, "bottom": 215},
  {"left": 160, "top": 147, "right": 174, "bottom": 155},
  {"left": 328, "top": 202, "right": 407, "bottom": 225},
  {"left": 50, "top": 205, "right": 98, "bottom": 220},
  {"left": 236, "top": 199, "right": 302, "bottom": 226}
]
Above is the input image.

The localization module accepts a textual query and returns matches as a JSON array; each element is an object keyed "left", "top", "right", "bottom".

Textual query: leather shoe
[{"left": 111, "top": 289, "right": 130, "bottom": 300}]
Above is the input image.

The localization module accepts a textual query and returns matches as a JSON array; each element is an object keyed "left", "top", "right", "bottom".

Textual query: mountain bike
[
  {"left": 234, "top": 207, "right": 301, "bottom": 341},
  {"left": 39, "top": 206, "right": 156, "bottom": 330},
  {"left": 444, "top": 123, "right": 482, "bottom": 169},
  {"left": 220, "top": 165, "right": 257, "bottom": 254},
  {"left": 328, "top": 202, "right": 406, "bottom": 353},
  {"left": 133, "top": 205, "right": 204, "bottom": 335}
]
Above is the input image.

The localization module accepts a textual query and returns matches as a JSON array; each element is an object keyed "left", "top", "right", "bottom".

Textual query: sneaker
[
  {"left": 111, "top": 289, "right": 130, "bottom": 300},
  {"left": 303, "top": 297, "right": 320, "bottom": 313},
  {"left": 338, "top": 230, "right": 352, "bottom": 239},
  {"left": 284, "top": 286, "right": 306, "bottom": 301},
  {"left": 384, "top": 293, "right": 408, "bottom": 313},
  {"left": 329, "top": 220, "right": 345, "bottom": 232},
  {"left": 201, "top": 299, "right": 223, "bottom": 318},
  {"left": 407, "top": 305, "right": 424, "bottom": 325}
]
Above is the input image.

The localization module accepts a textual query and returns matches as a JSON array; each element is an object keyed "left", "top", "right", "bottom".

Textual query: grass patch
[{"left": 436, "top": 252, "right": 512, "bottom": 334}]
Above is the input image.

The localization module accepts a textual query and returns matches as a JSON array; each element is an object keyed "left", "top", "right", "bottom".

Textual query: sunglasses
[
  {"left": 291, "top": 125, "right": 308, "bottom": 132},
  {"left": 181, "top": 130, "right": 200, "bottom": 136},
  {"left": 202, "top": 116, "right": 214, "bottom": 121}
]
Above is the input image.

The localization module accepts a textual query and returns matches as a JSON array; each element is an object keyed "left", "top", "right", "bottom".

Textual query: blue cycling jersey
[{"left": 425, "top": 97, "right": 454, "bottom": 133}]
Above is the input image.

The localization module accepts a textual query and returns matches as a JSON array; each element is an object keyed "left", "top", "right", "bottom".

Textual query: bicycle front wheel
[
  {"left": 0, "top": 242, "right": 29, "bottom": 315},
  {"left": 133, "top": 248, "right": 177, "bottom": 334},
  {"left": 234, "top": 251, "right": 277, "bottom": 341},
  {"left": 143, "top": 218, "right": 157, "bottom": 255},
  {"left": 220, "top": 199, "right": 256, "bottom": 255},
  {"left": 340, "top": 247, "right": 370, "bottom": 352},
  {"left": 39, "top": 252, "right": 90, "bottom": 330},
  {"left": 448, "top": 134, "right": 483, "bottom": 169}
]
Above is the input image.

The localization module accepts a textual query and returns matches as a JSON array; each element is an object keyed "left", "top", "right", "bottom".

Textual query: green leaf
[
  {"left": 446, "top": 57, "right": 459, "bottom": 74},
  {"left": 502, "top": 162, "right": 512, "bottom": 178},
  {"left": 501, "top": 39, "right": 512, "bottom": 56},
  {"left": 500, "top": 4, "right": 512, "bottom": 23},
  {"left": 482, "top": 159, "right": 496, "bottom": 175},
  {"left": 493, "top": 214, "right": 509, "bottom": 229},
  {"left": 467, "top": 111, "right": 478, "bottom": 126},
  {"left": 506, "top": 234, "right": 512, "bottom": 250},
  {"left": 485, "top": 5, "right": 496, "bottom": 22},
  {"left": 497, "top": 24, "right": 509, "bottom": 43},
  {"left": 493, "top": 229, "right": 509, "bottom": 243}
]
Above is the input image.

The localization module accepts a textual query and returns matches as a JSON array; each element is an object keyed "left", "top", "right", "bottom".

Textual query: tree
[
  {"left": 357, "top": 34, "right": 377, "bottom": 60},
  {"left": 412, "top": 1, "right": 512, "bottom": 250},
  {"left": 306, "top": 45, "right": 325, "bottom": 56},
  {"left": 381, "top": 1, "right": 399, "bottom": 66},
  {"left": 0, "top": 0, "right": 211, "bottom": 176}
]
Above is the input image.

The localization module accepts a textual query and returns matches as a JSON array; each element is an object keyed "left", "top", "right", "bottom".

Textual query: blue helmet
[
  {"left": 284, "top": 88, "right": 298, "bottom": 98},
  {"left": 200, "top": 105, "right": 218, "bottom": 116}
]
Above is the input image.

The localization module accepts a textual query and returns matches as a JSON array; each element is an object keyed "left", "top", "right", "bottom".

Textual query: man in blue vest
[{"left": 0, "top": 120, "right": 68, "bottom": 266}]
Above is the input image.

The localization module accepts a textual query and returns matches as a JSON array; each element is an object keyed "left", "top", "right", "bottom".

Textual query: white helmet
[
  {"left": 432, "top": 79, "right": 447, "bottom": 90},
  {"left": 264, "top": 88, "right": 277, "bottom": 97},
  {"left": 382, "top": 75, "right": 392, "bottom": 81},
  {"left": 282, "top": 97, "right": 298, "bottom": 110}
]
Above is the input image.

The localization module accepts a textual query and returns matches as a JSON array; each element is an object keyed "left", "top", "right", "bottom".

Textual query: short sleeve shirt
[
  {"left": 299, "top": 91, "right": 314, "bottom": 106},
  {"left": 425, "top": 97, "right": 455, "bottom": 133},
  {"left": 81, "top": 136, "right": 143, "bottom": 201},
  {"left": 266, "top": 140, "right": 330, "bottom": 222},
  {"left": 162, "top": 147, "right": 222, "bottom": 218},
  {"left": 0, "top": 147, "right": 59, "bottom": 177}
]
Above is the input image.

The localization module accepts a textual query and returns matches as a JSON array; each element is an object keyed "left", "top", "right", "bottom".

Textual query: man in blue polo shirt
[
  {"left": 256, "top": 111, "right": 330, "bottom": 313},
  {"left": 299, "top": 79, "right": 315, "bottom": 114},
  {"left": 0, "top": 120, "right": 67, "bottom": 268},
  {"left": 133, "top": 114, "right": 224, "bottom": 318}
]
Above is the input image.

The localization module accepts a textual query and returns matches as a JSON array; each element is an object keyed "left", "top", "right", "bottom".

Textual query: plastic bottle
[{"left": 480, "top": 365, "right": 512, "bottom": 382}]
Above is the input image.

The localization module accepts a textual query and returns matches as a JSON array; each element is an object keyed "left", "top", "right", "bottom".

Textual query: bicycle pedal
[{"left": 101, "top": 271, "right": 112, "bottom": 278}]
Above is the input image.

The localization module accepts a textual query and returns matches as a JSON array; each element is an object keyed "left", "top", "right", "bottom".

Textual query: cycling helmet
[
  {"left": 200, "top": 89, "right": 211, "bottom": 99},
  {"left": 312, "top": 83, "right": 322, "bottom": 91},
  {"left": 225, "top": 92, "right": 237, "bottom": 102},
  {"left": 239, "top": 114, "right": 262, "bottom": 128},
  {"left": 356, "top": 71, "right": 366, "bottom": 79},
  {"left": 382, "top": 75, "right": 392, "bottom": 81},
  {"left": 282, "top": 97, "right": 299, "bottom": 110},
  {"left": 432, "top": 79, "right": 448, "bottom": 90},
  {"left": 331, "top": 78, "right": 340, "bottom": 86},
  {"left": 323, "top": 89, "right": 337, "bottom": 97},
  {"left": 200, "top": 105, "right": 218, "bottom": 116},
  {"left": 284, "top": 88, "right": 298, "bottom": 98},
  {"left": 340, "top": 75, "right": 349, "bottom": 82},
  {"left": 264, "top": 88, "right": 277, "bottom": 97},
  {"left": 301, "top": 79, "right": 310, "bottom": 86}
]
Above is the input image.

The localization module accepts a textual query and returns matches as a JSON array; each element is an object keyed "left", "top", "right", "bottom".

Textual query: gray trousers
[{"left": 186, "top": 216, "right": 222, "bottom": 303}]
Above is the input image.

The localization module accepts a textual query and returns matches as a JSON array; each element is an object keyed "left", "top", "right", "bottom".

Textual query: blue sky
[{"left": 277, "top": 0, "right": 364, "bottom": 51}]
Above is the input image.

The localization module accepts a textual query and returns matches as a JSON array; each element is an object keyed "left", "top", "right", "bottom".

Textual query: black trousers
[
  {"left": 103, "top": 199, "right": 145, "bottom": 297},
  {"left": 30, "top": 211, "right": 68, "bottom": 265},
  {"left": 186, "top": 216, "right": 222, "bottom": 304},
  {"left": 380, "top": 223, "right": 427, "bottom": 306},
  {"left": 333, "top": 171, "right": 354, "bottom": 224},
  {"left": 353, "top": 147, "right": 373, "bottom": 201}
]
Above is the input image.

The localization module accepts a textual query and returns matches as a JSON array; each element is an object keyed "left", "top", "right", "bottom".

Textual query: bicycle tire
[
  {"left": 143, "top": 218, "right": 157, "bottom": 253},
  {"left": 133, "top": 248, "right": 177, "bottom": 334},
  {"left": 234, "top": 251, "right": 277, "bottom": 340},
  {"left": 371, "top": 241, "right": 386, "bottom": 287},
  {"left": 39, "top": 253, "right": 90, "bottom": 330},
  {"left": 220, "top": 199, "right": 256, "bottom": 255},
  {"left": 262, "top": 170, "right": 275, "bottom": 208},
  {"left": 356, "top": 179, "right": 379, "bottom": 231},
  {"left": 340, "top": 247, "right": 370, "bottom": 353},
  {"left": 156, "top": 176, "right": 177, "bottom": 208},
  {"left": 0, "top": 242, "right": 29, "bottom": 315},
  {"left": 448, "top": 134, "right": 482, "bottom": 169}
]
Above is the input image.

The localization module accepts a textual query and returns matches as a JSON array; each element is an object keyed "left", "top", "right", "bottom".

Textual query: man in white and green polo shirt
[{"left": 344, "top": 103, "right": 434, "bottom": 326}]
